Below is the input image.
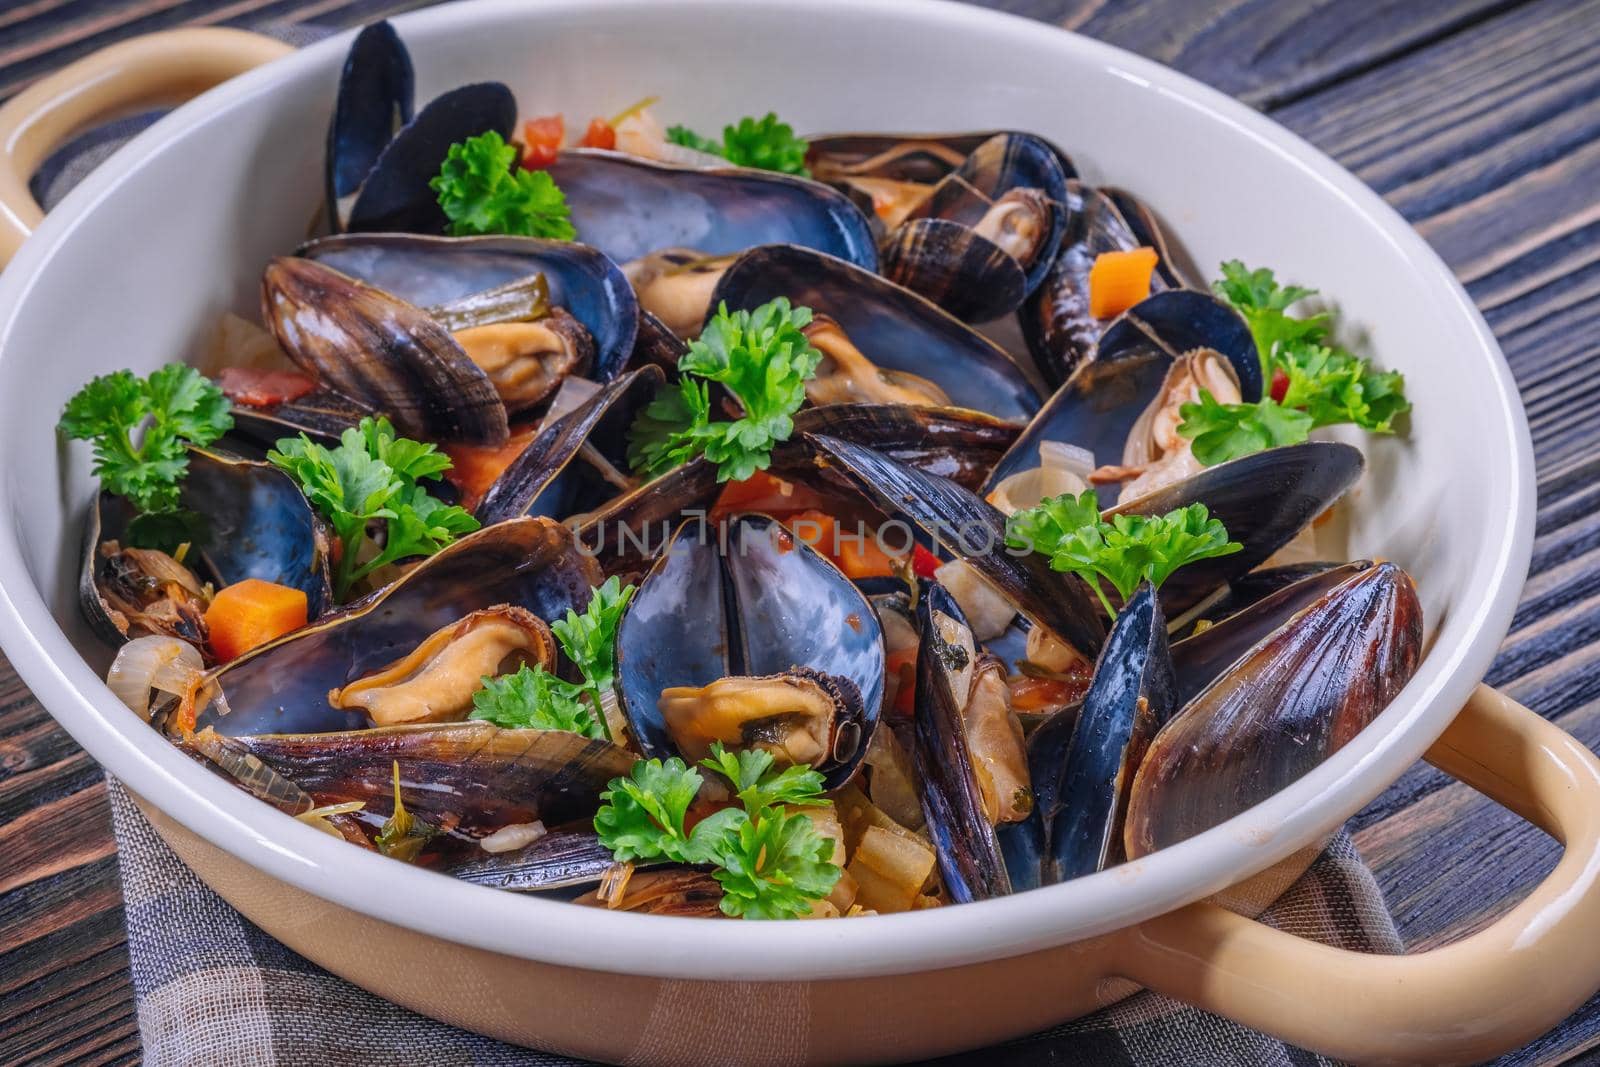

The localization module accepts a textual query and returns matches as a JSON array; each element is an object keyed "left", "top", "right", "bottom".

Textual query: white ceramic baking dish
[{"left": 0, "top": 3, "right": 1594, "bottom": 1064}]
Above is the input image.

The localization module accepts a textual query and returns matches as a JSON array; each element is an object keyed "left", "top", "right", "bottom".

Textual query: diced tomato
[
  {"left": 1009, "top": 671, "right": 1091, "bottom": 712},
  {"left": 442, "top": 424, "right": 539, "bottom": 512},
  {"left": 1270, "top": 368, "right": 1290, "bottom": 404},
  {"left": 579, "top": 117, "right": 616, "bottom": 150},
  {"left": 885, "top": 648, "right": 918, "bottom": 717},
  {"left": 216, "top": 366, "right": 316, "bottom": 407},
  {"left": 521, "top": 114, "right": 565, "bottom": 169},
  {"left": 911, "top": 544, "right": 941, "bottom": 580},
  {"left": 710, "top": 471, "right": 834, "bottom": 522}
]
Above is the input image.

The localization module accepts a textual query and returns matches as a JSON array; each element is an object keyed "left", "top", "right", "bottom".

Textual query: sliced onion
[
  {"left": 1038, "top": 440, "right": 1096, "bottom": 480},
  {"left": 479, "top": 820, "right": 548, "bottom": 854},
  {"left": 105, "top": 636, "right": 204, "bottom": 721},
  {"left": 934, "top": 560, "right": 1016, "bottom": 641},
  {"left": 987, "top": 440, "right": 1094, "bottom": 517}
]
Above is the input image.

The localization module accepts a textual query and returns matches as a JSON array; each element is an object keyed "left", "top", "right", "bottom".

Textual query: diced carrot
[
  {"left": 783, "top": 510, "right": 839, "bottom": 559},
  {"left": 1088, "top": 246, "right": 1159, "bottom": 319},
  {"left": 579, "top": 117, "right": 616, "bottom": 150},
  {"left": 205, "top": 579, "right": 308, "bottom": 662},
  {"left": 442, "top": 425, "right": 539, "bottom": 512},
  {"left": 216, "top": 366, "right": 316, "bottom": 407},
  {"left": 521, "top": 115, "right": 565, "bottom": 169},
  {"left": 834, "top": 528, "right": 898, "bottom": 579}
]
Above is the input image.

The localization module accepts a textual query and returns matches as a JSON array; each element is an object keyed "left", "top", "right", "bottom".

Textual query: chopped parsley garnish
[
  {"left": 1176, "top": 261, "right": 1411, "bottom": 465},
  {"left": 268, "top": 416, "right": 479, "bottom": 601},
  {"left": 627, "top": 297, "right": 822, "bottom": 482},
  {"left": 667, "top": 112, "right": 810, "bottom": 175},
  {"left": 1005, "top": 491, "right": 1242, "bottom": 619},
  {"left": 431, "top": 130, "right": 576, "bottom": 240},
  {"left": 594, "top": 742, "right": 840, "bottom": 919},
  {"left": 58, "top": 363, "right": 232, "bottom": 545},
  {"left": 470, "top": 663, "right": 605, "bottom": 739}
]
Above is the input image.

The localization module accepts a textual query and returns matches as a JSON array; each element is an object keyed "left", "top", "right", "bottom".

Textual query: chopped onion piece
[
  {"left": 479, "top": 820, "right": 549, "bottom": 854},
  {"left": 934, "top": 560, "right": 1015, "bottom": 641},
  {"left": 1038, "top": 440, "right": 1096, "bottom": 480},
  {"left": 105, "top": 636, "right": 204, "bottom": 721}
]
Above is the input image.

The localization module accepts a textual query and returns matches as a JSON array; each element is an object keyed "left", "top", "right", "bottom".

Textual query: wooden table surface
[{"left": 1, "top": 0, "right": 1597, "bottom": 1063}]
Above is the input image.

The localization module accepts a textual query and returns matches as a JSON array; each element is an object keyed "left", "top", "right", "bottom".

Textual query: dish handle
[
  {"left": 0, "top": 28, "right": 291, "bottom": 265},
  {"left": 1113, "top": 684, "right": 1600, "bottom": 1066}
]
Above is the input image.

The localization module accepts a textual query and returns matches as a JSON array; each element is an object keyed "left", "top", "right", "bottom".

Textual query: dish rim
[{"left": 0, "top": 0, "right": 1534, "bottom": 982}]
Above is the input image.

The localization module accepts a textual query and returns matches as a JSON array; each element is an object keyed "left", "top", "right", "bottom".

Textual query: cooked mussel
[
  {"left": 1125, "top": 562, "right": 1423, "bottom": 857},
  {"left": 329, "top": 604, "right": 557, "bottom": 725},
  {"left": 194, "top": 517, "right": 598, "bottom": 735},
  {"left": 262, "top": 257, "right": 509, "bottom": 444},
  {"left": 1015, "top": 581, "right": 1176, "bottom": 885},
  {"left": 881, "top": 133, "right": 1071, "bottom": 322},
  {"left": 709, "top": 244, "right": 1042, "bottom": 422},
  {"left": 80, "top": 447, "right": 333, "bottom": 648},
  {"left": 299, "top": 233, "right": 639, "bottom": 386},
  {"left": 622, "top": 248, "right": 736, "bottom": 339},
  {"left": 211, "top": 720, "right": 633, "bottom": 835},
  {"left": 544, "top": 149, "right": 878, "bottom": 270},
  {"left": 325, "top": 21, "right": 414, "bottom": 232},
  {"left": 615, "top": 514, "right": 882, "bottom": 788}
]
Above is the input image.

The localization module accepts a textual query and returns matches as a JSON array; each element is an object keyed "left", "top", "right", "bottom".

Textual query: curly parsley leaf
[
  {"left": 667, "top": 112, "right": 810, "bottom": 176},
  {"left": 552, "top": 577, "right": 635, "bottom": 698},
  {"left": 593, "top": 757, "right": 728, "bottom": 864},
  {"left": 708, "top": 806, "right": 841, "bottom": 920},
  {"left": 469, "top": 663, "right": 605, "bottom": 739},
  {"left": 627, "top": 298, "right": 822, "bottom": 482},
  {"left": 268, "top": 416, "right": 478, "bottom": 601},
  {"left": 1006, "top": 491, "right": 1242, "bottom": 618},
  {"left": 1176, "top": 390, "right": 1314, "bottom": 466},
  {"left": 375, "top": 760, "right": 437, "bottom": 862},
  {"left": 701, "top": 743, "right": 827, "bottom": 812},
  {"left": 594, "top": 742, "right": 841, "bottom": 918},
  {"left": 431, "top": 130, "right": 576, "bottom": 240},
  {"left": 57, "top": 364, "right": 232, "bottom": 526}
]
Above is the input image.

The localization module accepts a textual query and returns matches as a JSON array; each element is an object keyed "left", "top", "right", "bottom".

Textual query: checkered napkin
[{"left": 46, "top": 16, "right": 1403, "bottom": 1066}]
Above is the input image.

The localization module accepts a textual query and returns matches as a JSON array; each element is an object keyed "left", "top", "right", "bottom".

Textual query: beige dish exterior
[
  {"left": 0, "top": 15, "right": 1591, "bottom": 1067},
  {"left": 138, "top": 686, "right": 1600, "bottom": 1067}
]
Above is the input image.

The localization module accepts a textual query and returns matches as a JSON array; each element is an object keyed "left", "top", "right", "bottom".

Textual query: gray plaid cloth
[{"left": 50, "top": 15, "right": 1404, "bottom": 1066}]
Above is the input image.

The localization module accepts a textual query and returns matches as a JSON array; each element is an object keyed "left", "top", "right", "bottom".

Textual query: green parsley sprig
[
  {"left": 666, "top": 112, "right": 810, "bottom": 176},
  {"left": 470, "top": 663, "right": 605, "bottom": 738},
  {"left": 268, "top": 416, "right": 479, "bottom": 601},
  {"left": 627, "top": 298, "right": 822, "bottom": 482},
  {"left": 594, "top": 742, "right": 840, "bottom": 919},
  {"left": 431, "top": 130, "right": 576, "bottom": 240},
  {"left": 468, "top": 578, "right": 636, "bottom": 741},
  {"left": 57, "top": 364, "right": 232, "bottom": 545},
  {"left": 1175, "top": 261, "right": 1411, "bottom": 465},
  {"left": 1005, "top": 490, "right": 1242, "bottom": 619}
]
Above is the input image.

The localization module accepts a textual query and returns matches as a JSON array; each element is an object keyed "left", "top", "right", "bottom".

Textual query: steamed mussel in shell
[{"left": 59, "top": 16, "right": 1426, "bottom": 922}]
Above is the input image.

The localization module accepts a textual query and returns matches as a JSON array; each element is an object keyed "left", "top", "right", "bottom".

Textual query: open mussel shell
[
  {"left": 445, "top": 824, "right": 649, "bottom": 892},
  {"left": 300, "top": 233, "right": 639, "bottom": 385},
  {"left": 262, "top": 257, "right": 509, "bottom": 445},
  {"left": 880, "top": 218, "right": 1028, "bottom": 323},
  {"left": 79, "top": 448, "right": 333, "bottom": 644},
  {"left": 615, "top": 514, "right": 883, "bottom": 790},
  {"left": 227, "top": 388, "right": 372, "bottom": 450},
  {"left": 807, "top": 131, "right": 1027, "bottom": 183},
  {"left": 1125, "top": 562, "right": 1424, "bottom": 858},
  {"left": 987, "top": 288, "right": 1263, "bottom": 502},
  {"left": 214, "top": 721, "right": 633, "bottom": 835},
  {"left": 198, "top": 517, "right": 599, "bottom": 735},
  {"left": 1099, "top": 186, "right": 1200, "bottom": 289},
  {"left": 325, "top": 21, "right": 414, "bottom": 232},
  {"left": 806, "top": 434, "right": 1106, "bottom": 662},
  {"left": 1112, "top": 441, "right": 1364, "bottom": 616},
  {"left": 476, "top": 365, "right": 662, "bottom": 524},
  {"left": 709, "top": 244, "right": 1041, "bottom": 422},
  {"left": 576, "top": 403, "right": 1019, "bottom": 571},
  {"left": 1021, "top": 183, "right": 1156, "bottom": 388},
  {"left": 914, "top": 582, "right": 1011, "bottom": 903},
  {"left": 1172, "top": 560, "right": 1356, "bottom": 644},
  {"left": 1014, "top": 581, "right": 1176, "bottom": 886},
  {"left": 344, "top": 82, "right": 517, "bottom": 235},
  {"left": 545, "top": 149, "right": 878, "bottom": 270}
]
